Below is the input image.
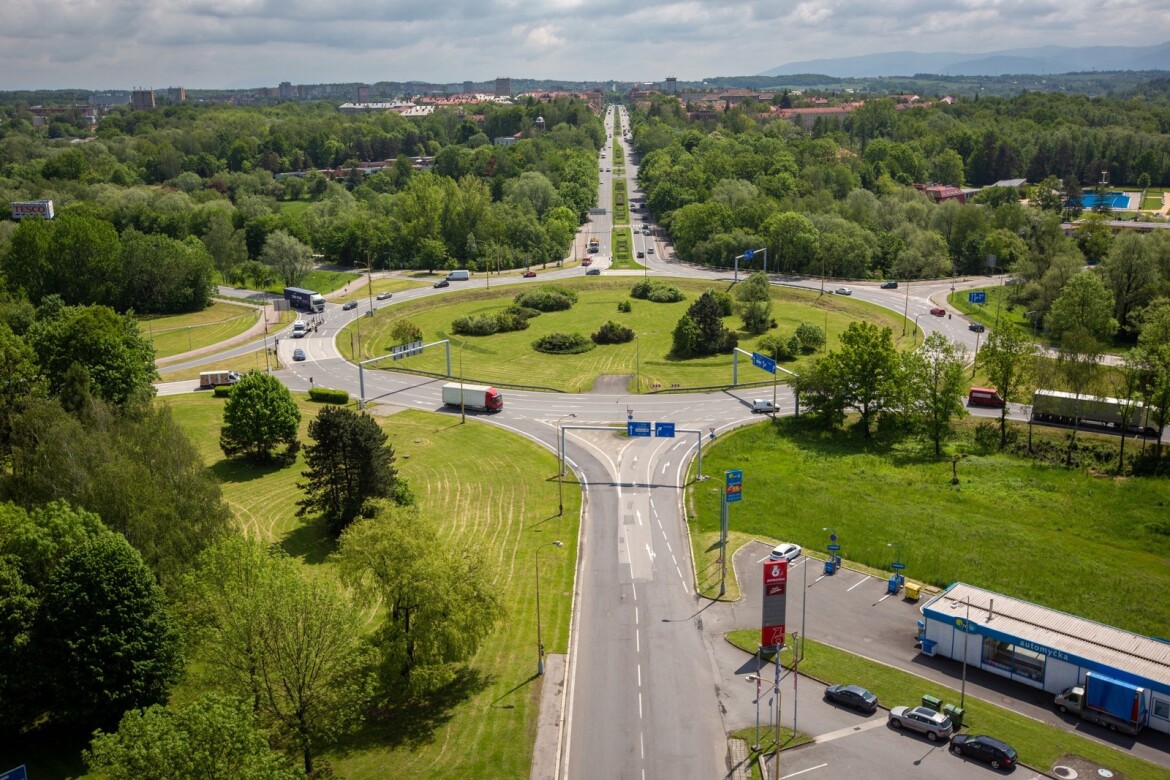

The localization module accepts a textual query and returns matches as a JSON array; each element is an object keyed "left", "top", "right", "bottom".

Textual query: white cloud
[{"left": 0, "top": 0, "right": 1165, "bottom": 88}]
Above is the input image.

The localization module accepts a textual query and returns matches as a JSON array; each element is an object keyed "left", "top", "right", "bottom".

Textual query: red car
[
  {"left": 930, "top": 307, "right": 946, "bottom": 316},
  {"left": 523, "top": 270, "right": 537, "bottom": 278}
]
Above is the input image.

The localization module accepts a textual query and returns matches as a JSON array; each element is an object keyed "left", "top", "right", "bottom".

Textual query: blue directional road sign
[
  {"left": 1, "top": 766, "right": 28, "bottom": 780},
  {"left": 892, "top": 562, "right": 906, "bottom": 570},
  {"left": 828, "top": 544, "right": 841, "bottom": 552},
  {"left": 743, "top": 249, "right": 754, "bottom": 261},
  {"left": 751, "top": 351, "right": 777, "bottom": 374},
  {"left": 968, "top": 291, "right": 987, "bottom": 304},
  {"left": 627, "top": 421, "right": 651, "bottom": 437},
  {"left": 654, "top": 422, "right": 676, "bottom": 438}
]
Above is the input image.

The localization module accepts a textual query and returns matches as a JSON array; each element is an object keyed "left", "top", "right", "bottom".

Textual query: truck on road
[
  {"left": 441, "top": 383, "right": 503, "bottom": 412},
  {"left": 284, "top": 286, "right": 326, "bottom": 313},
  {"left": 1055, "top": 672, "right": 1148, "bottom": 735},
  {"left": 1031, "top": 389, "right": 1157, "bottom": 435},
  {"left": 199, "top": 370, "right": 241, "bottom": 389}
]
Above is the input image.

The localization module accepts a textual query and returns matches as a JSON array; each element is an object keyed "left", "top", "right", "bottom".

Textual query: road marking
[
  {"left": 781, "top": 763, "right": 828, "bottom": 778},
  {"left": 877, "top": 593, "right": 893, "bottom": 603},
  {"left": 660, "top": 460, "right": 669, "bottom": 474},
  {"left": 676, "top": 564, "right": 683, "bottom": 579},
  {"left": 671, "top": 554, "right": 677, "bottom": 566},
  {"left": 665, "top": 541, "right": 672, "bottom": 553},
  {"left": 645, "top": 543, "right": 655, "bottom": 564},
  {"left": 637, "top": 664, "right": 641, "bottom": 687},
  {"left": 636, "top": 629, "right": 640, "bottom": 653},
  {"left": 634, "top": 606, "right": 639, "bottom": 625},
  {"left": 812, "top": 719, "right": 886, "bottom": 744},
  {"left": 846, "top": 576, "right": 870, "bottom": 592},
  {"left": 636, "top": 510, "right": 642, "bottom": 526},
  {"left": 638, "top": 692, "right": 643, "bottom": 719},
  {"left": 640, "top": 732, "right": 644, "bottom": 759},
  {"left": 631, "top": 582, "right": 637, "bottom": 601}
]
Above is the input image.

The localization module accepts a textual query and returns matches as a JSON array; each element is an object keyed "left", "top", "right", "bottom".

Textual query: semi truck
[
  {"left": 1030, "top": 389, "right": 1157, "bottom": 435},
  {"left": 283, "top": 286, "right": 326, "bottom": 313},
  {"left": 441, "top": 383, "right": 503, "bottom": 412},
  {"left": 199, "top": 370, "right": 241, "bottom": 389},
  {"left": 1054, "top": 672, "right": 1148, "bottom": 735}
]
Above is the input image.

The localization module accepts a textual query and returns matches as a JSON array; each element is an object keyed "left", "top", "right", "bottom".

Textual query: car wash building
[{"left": 919, "top": 582, "right": 1170, "bottom": 735}]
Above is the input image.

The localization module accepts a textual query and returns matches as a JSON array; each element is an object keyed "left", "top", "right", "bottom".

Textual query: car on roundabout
[
  {"left": 768, "top": 542, "right": 801, "bottom": 562},
  {"left": 930, "top": 307, "right": 946, "bottom": 316},
  {"left": 888, "top": 706, "right": 953, "bottom": 741},
  {"left": 292, "top": 348, "right": 306, "bottom": 362},
  {"left": 824, "top": 684, "right": 879, "bottom": 714},
  {"left": 880, "top": 281, "right": 899, "bottom": 289},
  {"left": 835, "top": 287, "right": 853, "bottom": 296},
  {"left": 342, "top": 300, "right": 358, "bottom": 311},
  {"left": 949, "top": 734, "right": 1017, "bottom": 770},
  {"left": 969, "top": 322, "right": 986, "bottom": 332},
  {"left": 376, "top": 291, "right": 393, "bottom": 300},
  {"left": 585, "top": 268, "right": 602, "bottom": 276},
  {"left": 433, "top": 279, "right": 450, "bottom": 288}
]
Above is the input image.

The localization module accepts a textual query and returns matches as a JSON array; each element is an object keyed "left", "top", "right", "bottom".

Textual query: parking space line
[
  {"left": 846, "top": 575, "right": 870, "bottom": 592},
  {"left": 812, "top": 719, "right": 886, "bottom": 744},
  {"left": 876, "top": 593, "right": 894, "bottom": 604}
]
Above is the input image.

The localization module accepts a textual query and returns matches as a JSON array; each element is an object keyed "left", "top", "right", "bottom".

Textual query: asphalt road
[{"left": 155, "top": 106, "right": 1167, "bottom": 778}]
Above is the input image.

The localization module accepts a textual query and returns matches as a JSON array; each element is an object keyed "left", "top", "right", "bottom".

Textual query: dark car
[
  {"left": 636, "top": 251, "right": 645, "bottom": 258},
  {"left": 880, "top": 281, "right": 898, "bottom": 289},
  {"left": 433, "top": 280, "right": 450, "bottom": 288},
  {"left": 969, "top": 322, "right": 986, "bottom": 333},
  {"left": 824, "top": 684, "right": 878, "bottom": 713},
  {"left": 950, "top": 734, "right": 1017, "bottom": 770},
  {"left": 342, "top": 300, "right": 358, "bottom": 311},
  {"left": 930, "top": 307, "right": 947, "bottom": 317},
  {"left": 292, "top": 348, "right": 306, "bottom": 362},
  {"left": 523, "top": 270, "right": 537, "bottom": 278}
]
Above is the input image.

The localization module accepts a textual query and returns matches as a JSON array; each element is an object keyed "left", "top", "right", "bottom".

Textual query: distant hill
[{"left": 762, "top": 42, "right": 1170, "bottom": 78}]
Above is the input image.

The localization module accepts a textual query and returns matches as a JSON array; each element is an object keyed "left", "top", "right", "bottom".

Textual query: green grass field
[
  {"left": 141, "top": 301, "right": 259, "bottom": 360},
  {"left": 332, "top": 276, "right": 431, "bottom": 303},
  {"left": 263, "top": 269, "right": 359, "bottom": 296},
  {"left": 611, "top": 227, "right": 636, "bottom": 268},
  {"left": 613, "top": 178, "right": 629, "bottom": 225},
  {"left": 725, "top": 632, "right": 1168, "bottom": 780},
  {"left": 340, "top": 278, "right": 909, "bottom": 392},
  {"left": 157, "top": 396, "right": 581, "bottom": 779},
  {"left": 277, "top": 199, "right": 312, "bottom": 217},
  {"left": 690, "top": 418, "right": 1170, "bottom": 637}
]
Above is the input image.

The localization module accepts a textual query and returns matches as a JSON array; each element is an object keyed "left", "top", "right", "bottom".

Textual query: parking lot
[{"left": 707, "top": 541, "right": 1170, "bottom": 773}]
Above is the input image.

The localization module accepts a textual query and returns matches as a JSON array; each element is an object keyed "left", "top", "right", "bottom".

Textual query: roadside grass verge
[
  {"left": 728, "top": 725, "right": 812, "bottom": 780},
  {"left": 141, "top": 301, "right": 258, "bottom": 360},
  {"left": 333, "top": 276, "right": 431, "bottom": 303},
  {"left": 613, "top": 177, "right": 629, "bottom": 224},
  {"left": 725, "top": 631, "right": 1168, "bottom": 780},
  {"left": 161, "top": 396, "right": 581, "bottom": 779},
  {"left": 262, "top": 269, "right": 359, "bottom": 296},
  {"left": 340, "top": 278, "right": 910, "bottom": 392},
  {"left": 155, "top": 310, "right": 298, "bottom": 381},
  {"left": 688, "top": 418, "right": 1170, "bottom": 637}
]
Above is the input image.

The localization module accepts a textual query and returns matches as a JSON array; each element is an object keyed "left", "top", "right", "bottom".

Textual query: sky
[{"left": 3, "top": 0, "right": 1169, "bottom": 90}]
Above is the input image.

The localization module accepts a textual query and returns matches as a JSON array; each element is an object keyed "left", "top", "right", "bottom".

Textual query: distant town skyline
[{"left": 2, "top": 0, "right": 1168, "bottom": 90}]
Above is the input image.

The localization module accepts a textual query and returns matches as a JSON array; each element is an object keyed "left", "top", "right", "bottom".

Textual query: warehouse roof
[{"left": 923, "top": 583, "right": 1170, "bottom": 687}]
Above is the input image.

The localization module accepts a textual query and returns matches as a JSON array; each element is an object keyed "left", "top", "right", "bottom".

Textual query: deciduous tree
[
  {"left": 979, "top": 324, "right": 1036, "bottom": 448},
  {"left": 220, "top": 372, "right": 301, "bottom": 462}
]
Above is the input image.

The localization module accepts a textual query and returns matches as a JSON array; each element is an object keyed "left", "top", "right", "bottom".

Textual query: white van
[
  {"left": 199, "top": 370, "right": 241, "bottom": 389},
  {"left": 446, "top": 269, "right": 470, "bottom": 282},
  {"left": 292, "top": 320, "right": 308, "bottom": 338},
  {"left": 751, "top": 399, "right": 776, "bottom": 414}
]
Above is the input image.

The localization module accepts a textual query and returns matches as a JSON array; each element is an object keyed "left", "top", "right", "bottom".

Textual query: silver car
[{"left": 888, "top": 706, "right": 953, "bottom": 741}]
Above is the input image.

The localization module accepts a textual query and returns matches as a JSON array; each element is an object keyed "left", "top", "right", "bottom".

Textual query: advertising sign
[
  {"left": 725, "top": 469, "right": 742, "bottom": 503},
  {"left": 11, "top": 200, "right": 54, "bottom": 220},
  {"left": 761, "top": 559, "right": 788, "bottom": 648}
]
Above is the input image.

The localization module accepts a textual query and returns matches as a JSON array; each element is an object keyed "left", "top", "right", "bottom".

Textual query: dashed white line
[
  {"left": 781, "top": 763, "right": 828, "bottom": 778},
  {"left": 636, "top": 629, "right": 640, "bottom": 652},
  {"left": 634, "top": 606, "right": 639, "bottom": 625},
  {"left": 676, "top": 564, "right": 683, "bottom": 579},
  {"left": 640, "top": 732, "right": 645, "bottom": 759},
  {"left": 637, "top": 664, "right": 642, "bottom": 687},
  {"left": 638, "top": 692, "right": 643, "bottom": 719}
]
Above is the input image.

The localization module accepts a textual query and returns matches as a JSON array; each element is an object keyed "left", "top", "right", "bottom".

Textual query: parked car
[
  {"left": 950, "top": 734, "right": 1017, "bottom": 770},
  {"left": 434, "top": 280, "right": 450, "bottom": 288},
  {"left": 523, "top": 270, "right": 537, "bottom": 278},
  {"left": 768, "top": 542, "right": 801, "bottom": 562},
  {"left": 824, "top": 684, "right": 879, "bottom": 714},
  {"left": 880, "top": 281, "right": 899, "bottom": 289},
  {"left": 969, "top": 322, "right": 986, "bottom": 332},
  {"left": 930, "top": 307, "right": 947, "bottom": 316},
  {"left": 888, "top": 706, "right": 953, "bottom": 741},
  {"left": 292, "top": 348, "right": 306, "bottom": 361},
  {"left": 342, "top": 300, "right": 358, "bottom": 311},
  {"left": 585, "top": 268, "right": 602, "bottom": 276},
  {"left": 835, "top": 287, "right": 853, "bottom": 296},
  {"left": 376, "top": 291, "right": 393, "bottom": 300}
]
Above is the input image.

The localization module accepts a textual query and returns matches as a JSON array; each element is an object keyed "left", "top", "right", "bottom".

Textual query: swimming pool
[{"left": 1074, "top": 192, "right": 1131, "bottom": 209}]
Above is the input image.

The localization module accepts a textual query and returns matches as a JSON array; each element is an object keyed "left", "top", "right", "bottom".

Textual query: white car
[
  {"left": 835, "top": 287, "right": 853, "bottom": 296},
  {"left": 751, "top": 399, "right": 776, "bottom": 414},
  {"left": 888, "top": 706, "right": 954, "bottom": 741},
  {"left": 769, "top": 543, "right": 801, "bottom": 562}
]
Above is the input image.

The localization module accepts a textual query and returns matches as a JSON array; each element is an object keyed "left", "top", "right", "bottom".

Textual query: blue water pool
[{"left": 1075, "top": 192, "right": 1131, "bottom": 209}]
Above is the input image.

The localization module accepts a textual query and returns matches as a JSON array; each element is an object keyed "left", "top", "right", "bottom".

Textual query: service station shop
[{"left": 919, "top": 582, "right": 1170, "bottom": 735}]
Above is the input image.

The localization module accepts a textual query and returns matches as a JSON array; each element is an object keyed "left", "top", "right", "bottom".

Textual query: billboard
[
  {"left": 761, "top": 559, "right": 788, "bottom": 648},
  {"left": 11, "top": 200, "right": 55, "bottom": 220}
]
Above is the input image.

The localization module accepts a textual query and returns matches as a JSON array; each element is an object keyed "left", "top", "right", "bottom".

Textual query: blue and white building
[{"left": 919, "top": 582, "right": 1170, "bottom": 735}]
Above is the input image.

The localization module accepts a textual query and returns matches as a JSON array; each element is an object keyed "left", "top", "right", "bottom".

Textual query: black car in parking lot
[
  {"left": 824, "top": 684, "right": 878, "bottom": 713},
  {"left": 950, "top": 734, "right": 1017, "bottom": 770}
]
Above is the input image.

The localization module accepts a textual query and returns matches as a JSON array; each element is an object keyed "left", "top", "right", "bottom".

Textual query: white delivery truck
[
  {"left": 441, "top": 383, "right": 503, "bottom": 412},
  {"left": 199, "top": 370, "right": 242, "bottom": 389},
  {"left": 446, "top": 269, "right": 470, "bottom": 282}
]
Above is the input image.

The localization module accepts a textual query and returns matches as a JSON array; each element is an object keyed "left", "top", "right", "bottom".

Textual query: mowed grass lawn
[
  {"left": 141, "top": 301, "right": 259, "bottom": 360},
  {"left": 690, "top": 418, "right": 1170, "bottom": 638},
  {"left": 725, "top": 632, "right": 1169, "bottom": 780},
  {"left": 262, "top": 269, "right": 359, "bottom": 296},
  {"left": 332, "top": 275, "right": 431, "bottom": 303},
  {"left": 343, "top": 278, "right": 912, "bottom": 392},
  {"left": 163, "top": 395, "right": 580, "bottom": 779}
]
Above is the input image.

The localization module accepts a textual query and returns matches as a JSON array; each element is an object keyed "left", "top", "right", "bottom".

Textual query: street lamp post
[
  {"left": 913, "top": 313, "right": 925, "bottom": 346},
  {"left": 458, "top": 340, "right": 467, "bottom": 424},
  {"left": 557, "top": 413, "right": 577, "bottom": 516},
  {"left": 536, "top": 540, "right": 564, "bottom": 676},
  {"left": 971, "top": 330, "right": 982, "bottom": 378},
  {"left": 902, "top": 280, "right": 911, "bottom": 335}
]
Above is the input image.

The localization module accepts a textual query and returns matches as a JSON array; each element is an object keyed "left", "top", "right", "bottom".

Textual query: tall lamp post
[
  {"left": 913, "top": 313, "right": 925, "bottom": 346},
  {"left": 557, "top": 413, "right": 577, "bottom": 516},
  {"left": 536, "top": 540, "right": 564, "bottom": 676},
  {"left": 458, "top": 340, "right": 467, "bottom": 424}
]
